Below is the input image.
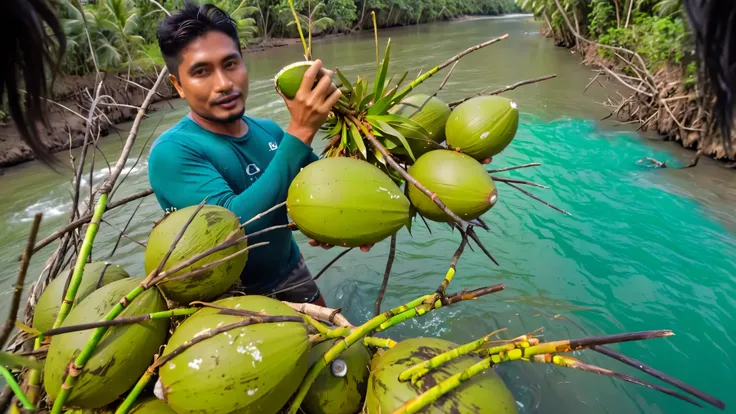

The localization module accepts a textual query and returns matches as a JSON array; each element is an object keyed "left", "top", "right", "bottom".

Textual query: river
[{"left": 2, "top": 15, "right": 736, "bottom": 413}]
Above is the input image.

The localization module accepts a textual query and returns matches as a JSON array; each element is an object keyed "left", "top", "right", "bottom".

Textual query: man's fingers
[
  {"left": 321, "top": 88, "right": 343, "bottom": 112},
  {"left": 299, "top": 59, "right": 323, "bottom": 94},
  {"left": 311, "top": 71, "right": 335, "bottom": 100},
  {"left": 481, "top": 157, "right": 492, "bottom": 165},
  {"left": 360, "top": 243, "right": 374, "bottom": 252}
]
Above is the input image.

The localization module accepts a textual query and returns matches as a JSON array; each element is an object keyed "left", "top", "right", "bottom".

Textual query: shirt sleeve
[{"left": 148, "top": 133, "right": 314, "bottom": 234}]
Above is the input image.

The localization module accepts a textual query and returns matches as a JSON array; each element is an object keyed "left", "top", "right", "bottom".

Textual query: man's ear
[{"left": 169, "top": 74, "right": 185, "bottom": 99}]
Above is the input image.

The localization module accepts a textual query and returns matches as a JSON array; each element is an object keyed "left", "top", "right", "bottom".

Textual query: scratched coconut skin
[
  {"left": 287, "top": 157, "right": 410, "bottom": 248},
  {"left": 158, "top": 296, "right": 310, "bottom": 414},
  {"left": 365, "top": 338, "right": 518, "bottom": 414},
  {"left": 44, "top": 277, "right": 169, "bottom": 408}
]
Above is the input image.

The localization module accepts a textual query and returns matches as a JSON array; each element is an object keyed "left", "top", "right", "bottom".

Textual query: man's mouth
[{"left": 213, "top": 93, "right": 241, "bottom": 109}]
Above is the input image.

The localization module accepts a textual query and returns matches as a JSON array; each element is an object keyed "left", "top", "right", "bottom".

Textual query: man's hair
[
  {"left": 682, "top": 0, "right": 736, "bottom": 147},
  {"left": 157, "top": 1, "right": 240, "bottom": 78}
]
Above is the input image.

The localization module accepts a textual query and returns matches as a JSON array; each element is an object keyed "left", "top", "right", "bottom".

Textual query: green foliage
[
  {"left": 587, "top": 0, "right": 614, "bottom": 36},
  {"left": 598, "top": 13, "right": 686, "bottom": 68}
]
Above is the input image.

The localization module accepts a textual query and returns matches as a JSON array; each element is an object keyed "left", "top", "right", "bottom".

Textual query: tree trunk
[
  {"left": 354, "top": 0, "right": 368, "bottom": 31},
  {"left": 625, "top": 0, "right": 634, "bottom": 28},
  {"left": 612, "top": 0, "right": 621, "bottom": 28}
]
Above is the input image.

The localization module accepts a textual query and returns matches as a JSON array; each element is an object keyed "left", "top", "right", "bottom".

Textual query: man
[{"left": 148, "top": 2, "right": 370, "bottom": 306}]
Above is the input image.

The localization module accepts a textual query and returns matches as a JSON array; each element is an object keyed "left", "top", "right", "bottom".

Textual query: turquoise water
[{"left": 1, "top": 15, "right": 735, "bottom": 413}]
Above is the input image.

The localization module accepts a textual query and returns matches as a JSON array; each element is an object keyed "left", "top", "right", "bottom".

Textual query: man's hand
[
  {"left": 281, "top": 59, "right": 341, "bottom": 146},
  {"left": 308, "top": 238, "right": 374, "bottom": 252}
]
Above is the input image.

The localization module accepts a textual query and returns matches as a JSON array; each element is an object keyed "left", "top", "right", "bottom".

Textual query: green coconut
[
  {"left": 33, "top": 262, "right": 129, "bottom": 332},
  {"left": 159, "top": 296, "right": 310, "bottom": 414},
  {"left": 144, "top": 204, "right": 247, "bottom": 304},
  {"left": 275, "top": 61, "right": 323, "bottom": 99},
  {"left": 287, "top": 157, "right": 410, "bottom": 247},
  {"left": 407, "top": 150, "right": 498, "bottom": 222},
  {"left": 302, "top": 338, "right": 372, "bottom": 414},
  {"left": 366, "top": 338, "right": 517, "bottom": 414},
  {"left": 129, "top": 397, "right": 176, "bottom": 413},
  {"left": 44, "top": 277, "right": 169, "bottom": 409},
  {"left": 445, "top": 95, "right": 519, "bottom": 160},
  {"left": 389, "top": 94, "right": 451, "bottom": 157}
]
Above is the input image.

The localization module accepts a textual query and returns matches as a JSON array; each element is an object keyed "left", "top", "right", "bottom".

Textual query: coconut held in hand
[
  {"left": 446, "top": 95, "right": 519, "bottom": 160},
  {"left": 408, "top": 150, "right": 498, "bottom": 222},
  {"left": 275, "top": 61, "right": 324, "bottom": 99}
]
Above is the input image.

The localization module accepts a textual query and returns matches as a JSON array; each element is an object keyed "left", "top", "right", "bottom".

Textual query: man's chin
[{"left": 202, "top": 107, "right": 246, "bottom": 124}]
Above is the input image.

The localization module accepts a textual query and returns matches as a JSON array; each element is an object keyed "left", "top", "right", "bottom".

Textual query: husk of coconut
[
  {"left": 407, "top": 150, "right": 498, "bottom": 222},
  {"left": 389, "top": 94, "right": 451, "bottom": 158},
  {"left": 43, "top": 277, "right": 169, "bottom": 409},
  {"left": 129, "top": 396, "right": 176, "bottom": 413},
  {"left": 302, "top": 338, "right": 372, "bottom": 414},
  {"left": 158, "top": 296, "right": 310, "bottom": 414},
  {"left": 446, "top": 95, "right": 519, "bottom": 160},
  {"left": 365, "top": 337, "right": 517, "bottom": 414},
  {"left": 33, "top": 261, "right": 129, "bottom": 332},
  {"left": 144, "top": 204, "right": 247, "bottom": 304},
  {"left": 287, "top": 157, "right": 410, "bottom": 247},
  {"left": 275, "top": 61, "right": 324, "bottom": 99}
]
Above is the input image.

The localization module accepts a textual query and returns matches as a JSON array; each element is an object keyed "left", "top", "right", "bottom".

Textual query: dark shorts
[{"left": 264, "top": 258, "right": 322, "bottom": 304}]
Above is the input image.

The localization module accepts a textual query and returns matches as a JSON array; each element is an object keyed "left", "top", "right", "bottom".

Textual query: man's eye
[
  {"left": 225, "top": 60, "right": 235, "bottom": 68},
  {"left": 193, "top": 68, "right": 207, "bottom": 76}
]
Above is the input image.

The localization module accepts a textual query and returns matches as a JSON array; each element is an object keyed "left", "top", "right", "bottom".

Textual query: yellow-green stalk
[
  {"left": 286, "top": 295, "right": 433, "bottom": 414},
  {"left": 286, "top": 0, "right": 309, "bottom": 59},
  {"left": 302, "top": 314, "right": 331, "bottom": 335},
  {"left": 0, "top": 366, "right": 34, "bottom": 411},
  {"left": 372, "top": 11, "right": 378, "bottom": 68},
  {"left": 399, "top": 329, "right": 506, "bottom": 383},
  {"left": 393, "top": 354, "right": 494, "bottom": 414},
  {"left": 113, "top": 369, "right": 153, "bottom": 414},
  {"left": 50, "top": 284, "right": 145, "bottom": 414},
  {"left": 364, "top": 336, "right": 397, "bottom": 348}
]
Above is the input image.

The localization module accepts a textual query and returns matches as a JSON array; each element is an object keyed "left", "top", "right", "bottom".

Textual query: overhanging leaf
[
  {"left": 373, "top": 38, "right": 392, "bottom": 100},
  {"left": 15, "top": 321, "right": 40, "bottom": 337},
  {"left": 367, "top": 88, "right": 397, "bottom": 116},
  {"left": 0, "top": 351, "right": 42, "bottom": 370}
]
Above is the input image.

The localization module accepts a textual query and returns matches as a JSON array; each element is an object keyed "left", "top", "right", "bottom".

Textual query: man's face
[{"left": 171, "top": 31, "right": 249, "bottom": 123}]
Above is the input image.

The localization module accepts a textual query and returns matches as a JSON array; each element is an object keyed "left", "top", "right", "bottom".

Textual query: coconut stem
[
  {"left": 0, "top": 367, "right": 34, "bottom": 411},
  {"left": 0, "top": 213, "right": 42, "bottom": 349},
  {"left": 502, "top": 181, "right": 572, "bottom": 216},
  {"left": 309, "top": 326, "right": 353, "bottom": 343},
  {"left": 490, "top": 175, "right": 550, "bottom": 189},
  {"left": 376, "top": 283, "right": 504, "bottom": 333},
  {"left": 363, "top": 336, "right": 397, "bottom": 348},
  {"left": 286, "top": 294, "right": 434, "bottom": 414},
  {"left": 114, "top": 368, "right": 153, "bottom": 414},
  {"left": 399, "top": 328, "right": 507, "bottom": 384},
  {"left": 527, "top": 354, "right": 703, "bottom": 408},
  {"left": 41, "top": 308, "right": 198, "bottom": 338},
  {"left": 301, "top": 314, "right": 331, "bottom": 334},
  {"left": 435, "top": 235, "right": 467, "bottom": 297},
  {"left": 391, "top": 34, "right": 509, "bottom": 105},
  {"left": 374, "top": 234, "right": 397, "bottom": 315},
  {"left": 486, "top": 163, "right": 542, "bottom": 173},
  {"left": 448, "top": 74, "right": 558, "bottom": 108}
]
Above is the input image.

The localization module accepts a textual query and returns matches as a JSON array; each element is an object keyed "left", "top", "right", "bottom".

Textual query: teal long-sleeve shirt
[{"left": 147, "top": 115, "right": 319, "bottom": 292}]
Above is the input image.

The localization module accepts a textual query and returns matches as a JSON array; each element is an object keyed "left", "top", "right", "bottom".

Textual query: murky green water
[{"left": 2, "top": 15, "right": 736, "bottom": 413}]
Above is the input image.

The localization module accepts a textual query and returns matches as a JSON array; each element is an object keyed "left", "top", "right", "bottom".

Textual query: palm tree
[{"left": 288, "top": 0, "right": 335, "bottom": 54}]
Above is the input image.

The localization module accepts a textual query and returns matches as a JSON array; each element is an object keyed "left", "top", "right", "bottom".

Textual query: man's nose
[{"left": 213, "top": 69, "right": 233, "bottom": 92}]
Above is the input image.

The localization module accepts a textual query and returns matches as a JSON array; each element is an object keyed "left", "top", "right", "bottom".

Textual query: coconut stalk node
[
  {"left": 43, "top": 277, "right": 169, "bottom": 409},
  {"left": 365, "top": 337, "right": 517, "bottom": 414},
  {"left": 286, "top": 157, "right": 410, "bottom": 247},
  {"left": 407, "top": 150, "right": 499, "bottom": 222},
  {"left": 33, "top": 262, "right": 129, "bottom": 332},
  {"left": 302, "top": 338, "right": 372, "bottom": 414},
  {"left": 144, "top": 205, "right": 247, "bottom": 304},
  {"left": 446, "top": 95, "right": 519, "bottom": 160},
  {"left": 158, "top": 296, "right": 310, "bottom": 414}
]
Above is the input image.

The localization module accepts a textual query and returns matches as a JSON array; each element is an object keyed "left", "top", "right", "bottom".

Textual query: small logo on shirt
[
  {"left": 268, "top": 142, "right": 278, "bottom": 151},
  {"left": 245, "top": 164, "right": 261, "bottom": 176}
]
